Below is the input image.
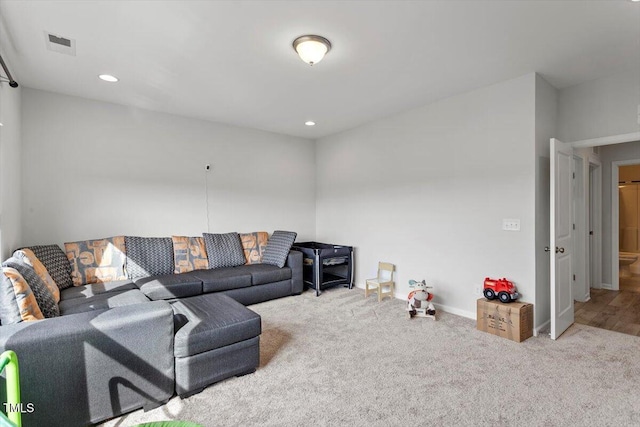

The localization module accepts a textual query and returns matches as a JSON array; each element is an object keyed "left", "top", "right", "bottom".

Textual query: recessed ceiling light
[
  {"left": 98, "top": 74, "right": 119, "bottom": 82},
  {"left": 305, "top": 121, "right": 316, "bottom": 126}
]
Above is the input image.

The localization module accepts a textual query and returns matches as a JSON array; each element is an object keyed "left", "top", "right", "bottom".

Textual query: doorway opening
[
  {"left": 550, "top": 133, "right": 640, "bottom": 339},
  {"left": 616, "top": 163, "right": 640, "bottom": 292},
  {"left": 574, "top": 149, "right": 640, "bottom": 337}
]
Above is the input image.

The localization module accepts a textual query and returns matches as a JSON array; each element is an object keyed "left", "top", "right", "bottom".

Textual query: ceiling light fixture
[
  {"left": 293, "top": 35, "right": 331, "bottom": 66},
  {"left": 98, "top": 74, "right": 119, "bottom": 82},
  {"left": 305, "top": 121, "right": 316, "bottom": 126}
]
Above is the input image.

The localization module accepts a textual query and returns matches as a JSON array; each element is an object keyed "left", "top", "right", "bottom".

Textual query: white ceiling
[{"left": 0, "top": 0, "right": 638, "bottom": 139}]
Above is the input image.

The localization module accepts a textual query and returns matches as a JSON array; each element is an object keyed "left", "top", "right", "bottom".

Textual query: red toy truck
[{"left": 483, "top": 277, "right": 519, "bottom": 303}]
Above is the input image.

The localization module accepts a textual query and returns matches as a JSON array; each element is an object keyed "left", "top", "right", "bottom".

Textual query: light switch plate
[{"left": 503, "top": 219, "right": 520, "bottom": 231}]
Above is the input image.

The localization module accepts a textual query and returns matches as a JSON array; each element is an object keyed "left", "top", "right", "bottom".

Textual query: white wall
[
  {"left": 21, "top": 88, "right": 316, "bottom": 247},
  {"left": 0, "top": 83, "right": 22, "bottom": 259},
  {"left": 557, "top": 67, "right": 640, "bottom": 143},
  {"left": 316, "top": 74, "right": 537, "bottom": 319},
  {"left": 534, "top": 74, "right": 557, "bottom": 329},
  {"left": 599, "top": 140, "right": 640, "bottom": 287}
]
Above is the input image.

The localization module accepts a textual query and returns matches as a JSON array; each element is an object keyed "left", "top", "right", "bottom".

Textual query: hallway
[{"left": 575, "top": 286, "right": 640, "bottom": 337}]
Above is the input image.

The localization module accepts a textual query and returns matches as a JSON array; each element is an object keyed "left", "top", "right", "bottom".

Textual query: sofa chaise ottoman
[{"left": 171, "top": 293, "right": 262, "bottom": 397}]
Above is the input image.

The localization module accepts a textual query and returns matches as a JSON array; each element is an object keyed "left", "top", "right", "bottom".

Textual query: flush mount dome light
[
  {"left": 98, "top": 74, "right": 119, "bottom": 82},
  {"left": 293, "top": 35, "right": 331, "bottom": 66},
  {"left": 305, "top": 121, "right": 316, "bottom": 126}
]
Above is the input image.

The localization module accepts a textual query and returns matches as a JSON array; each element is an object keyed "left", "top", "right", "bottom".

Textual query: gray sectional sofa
[{"left": 0, "top": 234, "right": 302, "bottom": 427}]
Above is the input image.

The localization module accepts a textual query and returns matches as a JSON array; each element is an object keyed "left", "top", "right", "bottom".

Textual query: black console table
[{"left": 292, "top": 242, "right": 354, "bottom": 296}]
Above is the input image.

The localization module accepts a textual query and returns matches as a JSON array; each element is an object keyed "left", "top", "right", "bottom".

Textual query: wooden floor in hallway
[{"left": 575, "top": 281, "right": 640, "bottom": 337}]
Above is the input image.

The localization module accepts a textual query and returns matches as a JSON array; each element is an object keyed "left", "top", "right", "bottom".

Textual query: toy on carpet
[
  {"left": 483, "top": 277, "right": 519, "bottom": 303},
  {"left": 406, "top": 279, "right": 436, "bottom": 320}
]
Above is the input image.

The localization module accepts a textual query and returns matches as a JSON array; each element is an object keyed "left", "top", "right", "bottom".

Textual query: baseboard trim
[
  {"left": 395, "top": 290, "right": 475, "bottom": 319},
  {"left": 355, "top": 286, "right": 475, "bottom": 320},
  {"left": 601, "top": 283, "right": 612, "bottom": 290},
  {"left": 432, "top": 303, "right": 475, "bottom": 320},
  {"left": 534, "top": 319, "right": 550, "bottom": 337}
]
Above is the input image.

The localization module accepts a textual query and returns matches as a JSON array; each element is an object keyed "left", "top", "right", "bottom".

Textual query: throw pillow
[
  {"left": 202, "top": 232, "right": 246, "bottom": 269},
  {"left": 0, "top": 269, "right": 22, "bottom": 324},
  {"left": 13, "top": 249, "right": 60, "bottom": 303},
  {"left": 21, "top": 244, "right": 73, "bottom": 290},
  {"left": 125, "top": 236, "right": 174, "bottom": 280},
  {"left": 65, "top": 236, "right": 127, "bottom": 286},
  {"left": 1, "top": 267, "right": 43, "bottom": 322},
  {"left": 2, "top": 257, "right": 60, "bottom": 319},
  {"left": 261, "top": 231, "right": 297, "bottom": 268},
  {"left": 240, "top": 232, "right": 269, "bottom": 265},
  {"left": 172, "top": 236, "right": 209, "bottom": 274}
]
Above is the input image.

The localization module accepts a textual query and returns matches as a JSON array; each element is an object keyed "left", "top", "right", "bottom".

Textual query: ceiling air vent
[{"left": 44, "top": 31, "right": 76, "bottom": 56}]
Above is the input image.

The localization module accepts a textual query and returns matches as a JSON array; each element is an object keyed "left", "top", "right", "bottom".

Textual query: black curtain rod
[{"left": 0, "top": 54, "right": 18, "bottom": 88}]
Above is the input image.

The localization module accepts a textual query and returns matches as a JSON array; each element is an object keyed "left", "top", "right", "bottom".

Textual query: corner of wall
[
  {"left": 0, "top": 83, "right": 23, "bottom": 259},
  {"left": 533, "top": 74, "right": 558, "bottom": 330}
]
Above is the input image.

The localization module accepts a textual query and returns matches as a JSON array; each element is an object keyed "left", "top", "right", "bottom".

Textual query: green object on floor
[
  {"left": 0, "top": 350, "right": 21, "bottom": 427},
  {"left": 132, "top": 422, "right": 203, "bottom": 427}
]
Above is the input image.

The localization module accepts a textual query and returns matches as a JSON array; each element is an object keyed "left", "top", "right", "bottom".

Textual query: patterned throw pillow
[
  {"left": 1, "top": 267, "right": 43, "bottom": 322},
  {"left": 2, "top": 257, "right": 60, "bottom": 319},
  {"left": 202, "top": 232, "right": 246, "bottom": 269},
  {"left": 125, "top": 236, "right": 175, "bottom": 279},
  {"left": 172, "top": 236, "right": 209, "bottom": 274},
  {"left": 65, "top": 236, "right": 127, "bottom": 286},
  {"left": 13, "top": 249, "right": 60, "bottom": 303},
  {"left": 262, "top": 231, "right": 297, "bottom": 268},
  {"left": 240, "top": 232, "right": 269, "bottom": 265},
  {"left": 21, "top": 244, "right": 73, "bottom": 290},
  {"left": 2, "top": 254, "right": 60, "bottom": 319},
  {"left": 0, "top": 269, "right": 23, "bottom": 324}
]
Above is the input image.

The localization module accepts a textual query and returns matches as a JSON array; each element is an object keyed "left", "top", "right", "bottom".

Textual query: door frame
[
  {"left": 589, "top": 155, "right": 602, "bottom": 293},
  {"left": 549, "top": 131, "right": 640, "bottom": 338},
  {"left": 570, "top": 132, "right": 640, "bottom": 293},
  {"left": 572, "top": 149, "right": 602, "bottom": 301},
  {"left": 572, "top": 154, "right": 586, "bottom": 301},
  {"left": 612, "top": 158, "right": 640, "bottom": 291},
  {"left": 571, "top": 132, "right": 640, "bottom": 149}
]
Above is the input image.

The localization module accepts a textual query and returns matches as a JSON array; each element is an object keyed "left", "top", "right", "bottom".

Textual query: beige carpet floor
[{"left": 103, "top": 288, "right": 640, "bottom": 427}]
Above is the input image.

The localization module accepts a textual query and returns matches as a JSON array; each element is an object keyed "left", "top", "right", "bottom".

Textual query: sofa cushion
[
  {"left": 13, "top": 249, "right": 60, "bottom": 303},
  {"left": 172, "top": 236, "right": 208, "bottom": 273},
  {"left": 236, "top": 264, "right": 292, "bottom": 286},
  {"left": 261, "top": 231, "right": 297, "bottom": 268},
  {"left": 240, "top": 232, "right": 269, "bottom": 265},
  {"left": 3, "top": 257, "right": 59, "bottom": 319},
  {"left": 202, "top": 232, "right": 245, "bottom": 269},
  {"left": 58, "top": 289, "right": 150, "bottom": 315},
  {"left": 190, "top": 268, "right": 252, "bottom": 293},
  {"left": 65, "top": 236, "right": 127, "bottom": 286},
  {"left": 0, "top": 267, "right": 43, "bottom": 322},
  {"left": 20, "top": 244, "right": 73, "bottom": 290},
  {"left": 59, "top": 279, "right": 137, "bottom": 301},
  {"left": 171, "top": 293, "right": 261, "bottom": 358},
  {"left": 125, "top": 236, "right": 174, "bottom": 279},
  {"left": 134, "top": 273, "right": 203, "bottom": 301}
]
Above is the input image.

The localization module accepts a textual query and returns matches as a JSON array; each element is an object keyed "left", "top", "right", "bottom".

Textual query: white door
[{"left": 550, "top": 138, "right": 574, "bottom": 339}]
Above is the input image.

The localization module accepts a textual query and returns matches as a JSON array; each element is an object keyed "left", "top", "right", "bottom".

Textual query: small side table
[{"left": 292, "top": 242, "right": 354, "bottom": 296}]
